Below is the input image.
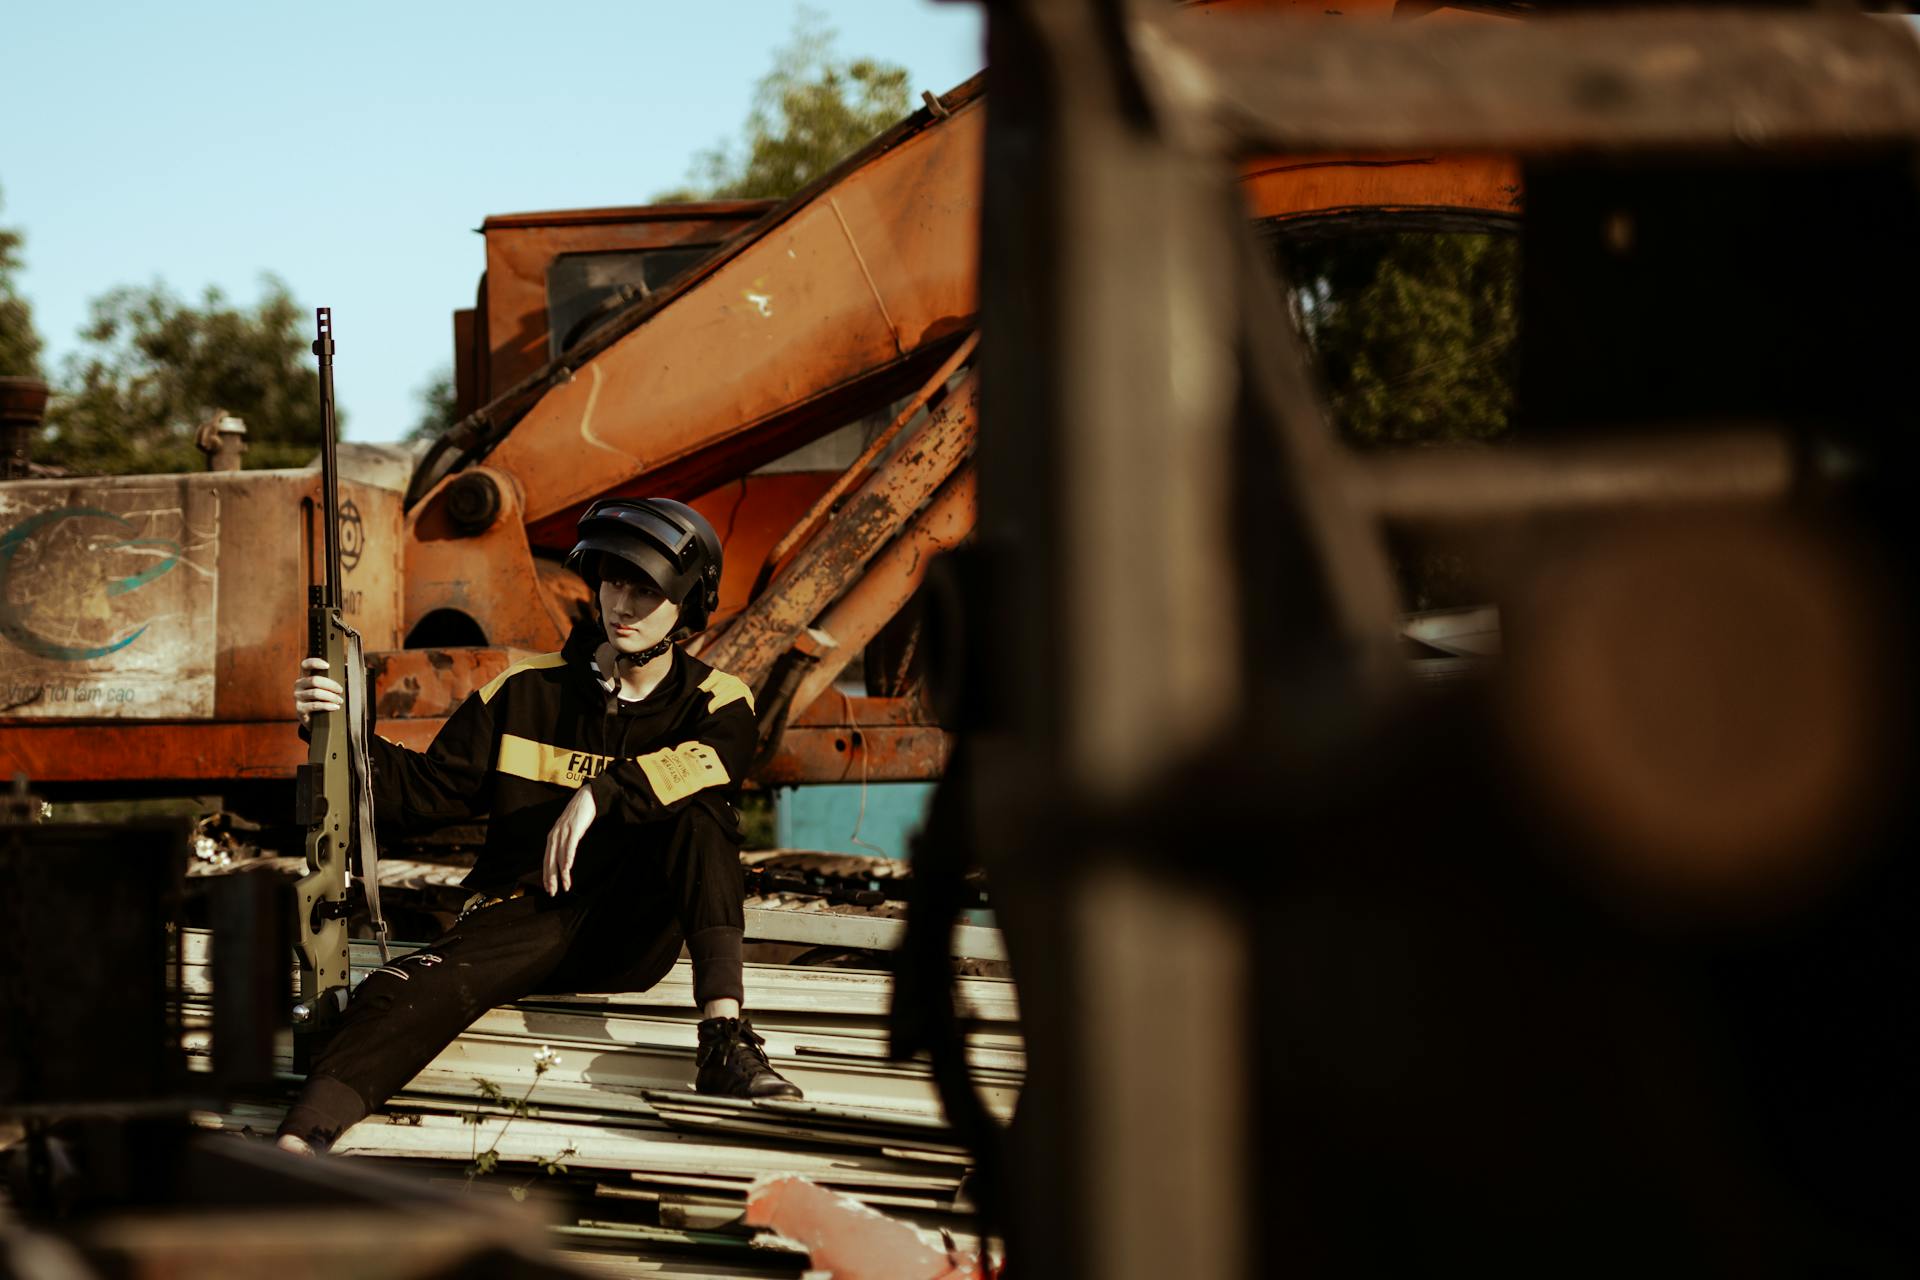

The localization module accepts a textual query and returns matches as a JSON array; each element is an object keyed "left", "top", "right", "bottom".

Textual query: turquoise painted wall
[{"left": 773, "top": 782, "right": 936, "bottom": 860}]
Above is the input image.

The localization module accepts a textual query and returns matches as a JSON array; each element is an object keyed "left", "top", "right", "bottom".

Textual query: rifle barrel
[{"left": 313, "top": 308, "right": 342, "bottom": 610}]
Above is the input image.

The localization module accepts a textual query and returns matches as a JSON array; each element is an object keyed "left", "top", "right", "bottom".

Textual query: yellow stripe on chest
[{"left": 495, "top": 734, "right": 618, "bottom": 789}]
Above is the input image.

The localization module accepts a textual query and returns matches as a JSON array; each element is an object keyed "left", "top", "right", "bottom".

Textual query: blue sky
[{"left": 3, "top": 1, "right": 984, "bottom": 443}]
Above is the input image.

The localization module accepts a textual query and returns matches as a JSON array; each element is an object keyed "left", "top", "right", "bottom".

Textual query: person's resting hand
[
  {"left": 543, "top": 786, "right": 598, "bottom": 895},
  {"left": 295, "top": 657, "right": 344, "bottom": 730}
]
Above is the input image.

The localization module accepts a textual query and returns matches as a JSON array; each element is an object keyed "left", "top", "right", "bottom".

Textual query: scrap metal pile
[
  {"left": 183, "top": 847, "right": 1007, "bottom": 967},
  {"left": 179, "top": 932, "right": 1016, "bottom": 1277}
]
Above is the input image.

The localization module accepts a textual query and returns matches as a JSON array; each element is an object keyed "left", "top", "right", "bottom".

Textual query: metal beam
[
  {"left": 2, "top": 706, "right": 947, "bottom": 786},
  {"left": 1352, "top": 427, "right": 1796, "bottom": 525},
  {"left": 700, "top": 371, "right": 979, "bottom": 692},
  {"left": 1143, "top": 9, "right": 1920, "bottom": 155},
  {"left": 790, "top": 466, "right": 977, "bottom": 718},
  {"left": 743, "top": 906, "right": 1006, "bottom": 963}
]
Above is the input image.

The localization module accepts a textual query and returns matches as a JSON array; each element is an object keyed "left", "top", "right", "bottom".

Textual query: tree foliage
[
  {"left": 407, "top": 366, "right": 457, "bottom": 441},
  {"left": 1275, "top": 229, "right": 1519, "bottom": 450},
  {"left": 40, "top": 277, "right": 333, "bottom": 475},
  {"left": 1272, "top": 228, "right": 1520, "bottom": 612},
  {"left": 664, "top": 11, "right": 911, "bottom": 202},
  {"left": 0, "top": 187, "right": 44, "bottom": 379}
]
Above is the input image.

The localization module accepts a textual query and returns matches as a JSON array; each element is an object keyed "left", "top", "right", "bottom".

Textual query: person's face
[{"left": 598, "top": 558, "right": 679, "bottom": 654}]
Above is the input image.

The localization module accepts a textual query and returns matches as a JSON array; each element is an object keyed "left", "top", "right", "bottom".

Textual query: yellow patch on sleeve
[
  {"left": 698, "top": 669, "right": 755, "bottom": 714},
  {"left": 495, "top": 734, "right": 617, "bottom": 788},
  {"left": 635, "top": 740, "right": 732, "bottom": 806},
  {"left": 479, "top": 652, "right": 568, "bottom": 705}
]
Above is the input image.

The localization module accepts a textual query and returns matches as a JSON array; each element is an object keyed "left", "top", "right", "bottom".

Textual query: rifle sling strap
[{"left": 342, "top": 627, "right": 391, "bottom": 964}]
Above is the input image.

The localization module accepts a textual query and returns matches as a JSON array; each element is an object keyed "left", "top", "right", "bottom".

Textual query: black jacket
[{"left": 367, "top": 620, "right": 756, "bottom": 892}]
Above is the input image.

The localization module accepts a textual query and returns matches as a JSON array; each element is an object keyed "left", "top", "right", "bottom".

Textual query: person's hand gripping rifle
[{"left": 290, "top": 307, "right": 389, "bottom": 1040}]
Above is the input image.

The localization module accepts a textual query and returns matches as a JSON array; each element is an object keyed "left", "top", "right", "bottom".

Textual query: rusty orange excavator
[{"left": 0, "top": 0, "right": 1519, "bottom": 809}]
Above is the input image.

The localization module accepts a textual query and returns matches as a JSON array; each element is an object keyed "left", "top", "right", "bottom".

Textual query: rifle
[{"left": 292, "top": 307, "right": 389, "bottom": 1041}]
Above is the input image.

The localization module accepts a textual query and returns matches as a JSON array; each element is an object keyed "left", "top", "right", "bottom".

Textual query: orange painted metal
[
  {"left": 1201, "top": 0, "right": 1524, "bottom": 226},
  {"left": 402, "top": 467, "right": 572, "bottom": 650},
  {"left": 1186, "top": 0, "right": 1398, "bottom": 16},
  {"left": 698, "top": 371, "right": 979, "bottom": 692},
  {"left": 479, "top": 202, "right": 773, "bottom": 402},
  {"left": 0, "top": 717, "right": 431, "bottom": 785},
  {"left": 0, "top": 696, "right": 935, "bottom": 785},
  {"left": 1240, "top": 152, "right": 1521, "bottom": 225},
  {"left": 790, "top": 466, "right": 977, "bottom": 719},
  {"left": 682, "top": 471, "right": 840, "bottom": 633},
  {"left": 483, "top": 96, "right": 985, "bottom": 531}
]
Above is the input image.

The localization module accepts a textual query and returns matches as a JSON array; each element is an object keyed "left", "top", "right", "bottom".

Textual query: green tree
[
  {"left": 1271, "top": 228, "right": 1519, "bottom": 612},
  {"left": 407, "top": 366, "right": 457, "bottom": 441},
  {"left": 41, "top": 276, "right": 333, "bottom": 475},
  {"left": 663, "top": 10, "right": 911, "bottom": 202},
  {"left": 1275, "top": 230, "right": 1518, "bottom": 450},
  {"left": 0, "top": 187, "right": 44, "bottom": 379}
]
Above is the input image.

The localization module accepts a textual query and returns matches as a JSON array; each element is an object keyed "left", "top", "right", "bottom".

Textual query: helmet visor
[{"left": 573, "top": 532, "right": 691, "bottom": 604}]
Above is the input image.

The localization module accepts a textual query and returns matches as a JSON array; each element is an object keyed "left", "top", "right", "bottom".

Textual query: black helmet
[{"left": 567, "top": 497, "right": 723, "bottom": 633}]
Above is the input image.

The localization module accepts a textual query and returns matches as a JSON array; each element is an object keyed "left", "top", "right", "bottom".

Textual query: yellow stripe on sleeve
[
  {"left": 698, "top": 669, "right": 755, "bottom": 714},
  {"left": 479, "top": 652, "right": 567, "bottom": 704},
  {"left": 635, "top": 740, "right": 732, "bottom": 805}
]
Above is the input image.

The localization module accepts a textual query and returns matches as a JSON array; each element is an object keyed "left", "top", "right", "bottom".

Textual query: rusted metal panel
[
  {"left": 791, "top": 466, "right": 977, "bottom": 718},
  {"left": 452, "top": 307, "right": 479, "bottom": 421},
  {"left": 789, "top": 694, "right": 935, "bottom": 729},
  {"left": 698, "top": 372, "right": 978, "bottom": 691},
  {"left": 1145, "top": 9, "right": 1920, "bottom": 155},
  {"left": 481, "top": 202, "right": 774, "bottom": 401},
  {"left": 757, "top": 726, "right": 952, "bottom": 787},
  {"left": 218, "top": 472, "right": 403, "bottom": 721},
  {"left": 402, "top": 466, "right": 570, "bottom": 650},
  {"left": 0, "top": 477, "right": 221, "bottom": 718},
  {"left": 482, "top": 99, "right": 985, "bottom": 529},
  {"left": 752, "top": 333, "right": 978, "bottom": 598},
  {"left": 0, "top": 470, "right": 401, "bottom": 725},
  {"left": 364, "top": 646, "right": 533, "bottom": 722}
]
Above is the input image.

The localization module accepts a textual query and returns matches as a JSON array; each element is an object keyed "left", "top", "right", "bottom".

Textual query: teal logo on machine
[{"left": 0, "top": 507, "right": 183, "bottom": 661}]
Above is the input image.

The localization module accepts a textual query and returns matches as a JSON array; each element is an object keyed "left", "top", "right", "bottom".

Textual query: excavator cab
[{"left": 453, "top": 201, "right": 774, "bottom": 422}]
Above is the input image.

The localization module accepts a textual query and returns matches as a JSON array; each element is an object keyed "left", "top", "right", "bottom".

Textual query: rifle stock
[{"left": 293, "top": 597, "right": 353, "bottom": 1030}]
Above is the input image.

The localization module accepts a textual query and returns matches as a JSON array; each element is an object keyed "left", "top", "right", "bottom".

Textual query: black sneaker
[{"left": 695, "top": 1015, "right": 804, "bottom": 1100}]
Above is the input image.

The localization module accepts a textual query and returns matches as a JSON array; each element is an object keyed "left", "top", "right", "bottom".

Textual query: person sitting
[{"left": 276, "top": 497, "right": 799, "bottom": 1155}]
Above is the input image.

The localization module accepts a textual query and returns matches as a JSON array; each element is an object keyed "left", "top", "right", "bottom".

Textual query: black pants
[{"left": 280, "top": 805, "right": 745, "bottom": 1148}]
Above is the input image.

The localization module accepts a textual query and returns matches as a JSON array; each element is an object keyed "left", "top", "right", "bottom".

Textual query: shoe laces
[
  {"left": 735, "top": 1021, "right": 776, "bottom": 1073},
  {"left": 700, "top": 1017, "right": 775, "bottom": 1073}
]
